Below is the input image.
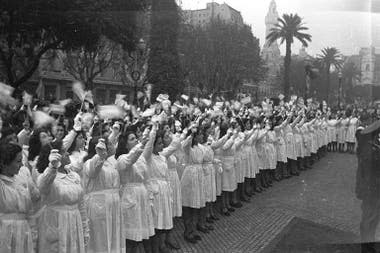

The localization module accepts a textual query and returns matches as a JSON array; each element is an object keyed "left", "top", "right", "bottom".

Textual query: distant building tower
[{"left": 261, "top": 0, "right": 281, "bottom": 85}]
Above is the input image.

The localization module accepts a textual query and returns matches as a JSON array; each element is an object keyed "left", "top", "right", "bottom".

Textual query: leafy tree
[
  {"left": 266, "top": 13, "right": 312, "bottom": 98},
  {"left": 0, "top": 0, "right": 148, "bottom": 94},
  {"left": 341, "top": 61, "right": 361, "bottom": 103},
  {"left": 317, "top": 47, "right": 342, "bottom": 102},
  {"left": 179, "top": 19, "right": 266, "bottom": 98},
  {"left": 147, "top": 0, "right": 182, "bottom": 100},
  {"left": 59, "top": 37, "right": 121, "bottom": 90}
]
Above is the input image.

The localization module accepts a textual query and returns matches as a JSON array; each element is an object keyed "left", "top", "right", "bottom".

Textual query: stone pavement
[{"left": 171, "top": 153, "right": 361, "bottom": 252}]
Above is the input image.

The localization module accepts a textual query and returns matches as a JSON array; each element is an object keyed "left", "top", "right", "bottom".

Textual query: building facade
[
  {"left": 183, "top": 2, "right": 244, "bottom": 27},
  {"left": 258, "top": 0, "right": 282, "bottom": 96}
]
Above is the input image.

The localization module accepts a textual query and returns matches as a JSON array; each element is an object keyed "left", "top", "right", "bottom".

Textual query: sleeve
[
  {"left": 116, "top": 144, "right": 144, "bottom": 172},
  {"left": 86, "top": 154, "right": 105, "bottom": 179},
  {"left": 222, "top": 135, "right": 235, "bottom": 150},
  {"left": 181, "top": 135, "right": 193, "bottom": 153},
  {"left": 210, "top": 134, "right": 228, "bottom": 150},
  {"left": 37, "top": 167, "right": 57, "bottom": 195},
  {"left": 62, "top": 130, "right": 77, "bottom": 151},
  {"left": 108, "top": 129, "right": 119, "bottom": 149},
  {"left": 233, "top": 135, "right": 245, "bottom": 150},
  {"left": 160, "top": 134, "right": 181, "bottom": 158},
  {"left": 143, "top": 126, "right": 157, "bottom": 161}
]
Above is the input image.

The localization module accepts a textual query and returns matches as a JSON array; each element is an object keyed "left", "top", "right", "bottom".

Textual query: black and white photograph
[{"left": 0, "top": 0, "right": 380, "bottom": 252}]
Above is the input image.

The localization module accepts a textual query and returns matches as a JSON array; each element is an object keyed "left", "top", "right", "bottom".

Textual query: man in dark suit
[{"left": 356, "top": 116, "right": 380, "bottom": 244}]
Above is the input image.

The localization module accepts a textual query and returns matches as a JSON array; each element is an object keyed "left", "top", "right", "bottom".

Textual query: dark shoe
[
  {"left": 254, "top": 188, "right": 262, "bottom": 193},
  {"left": 184, "top": 235, "right": 197, "bottom": 244},
  {"left": 206, "top": 217, "right": 214, "bottom": 224},
  {"left": 241, "top": 196, "right": 250, "bottom": 203},
  {"left": 166, "top": 240, "right": 181, "bottom": 250},
  {"left": 205, "top": 224, "right": 214, "bottom": 231},
  {"left": 210, "top": 215, "right": 219, "bottom": 220},
  {"left": 193, "top": 234, "right": 201, "bottom": 241},
  {"left": 231, "top": 202, "right": 243, "bottom": 208},
  {"left": 196, "top": 225, "right": 209, "bottom": 233},
  {"left": 159, "top": 245, "right": 170, "bottom": 253},
  {"left": 227, "top": 207, "right": 235, "bottom": 212}
]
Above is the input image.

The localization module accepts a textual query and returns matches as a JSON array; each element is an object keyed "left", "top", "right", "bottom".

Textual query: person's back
[{"left": 355, "top": 120, "right": 380, "bottom": 243}]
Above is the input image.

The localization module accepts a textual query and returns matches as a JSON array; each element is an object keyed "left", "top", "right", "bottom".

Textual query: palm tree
[
  {"left": 267, "top": 13, "right": 312, "bottom": 98},
  {"left": 341, "top": 61, "right": 361, "bottom": 103},
  {"left": 317, "top": 47, "right": 342, "bottom": 102}
]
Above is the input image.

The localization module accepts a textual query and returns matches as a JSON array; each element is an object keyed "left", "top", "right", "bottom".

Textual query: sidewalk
[{"left": 171, "top": 153, "right": 361, "bottom": 252}]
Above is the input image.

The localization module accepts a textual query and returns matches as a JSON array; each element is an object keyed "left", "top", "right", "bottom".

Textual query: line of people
[{"left": 0, "top": 96, "right": 359, "bottom": 253}]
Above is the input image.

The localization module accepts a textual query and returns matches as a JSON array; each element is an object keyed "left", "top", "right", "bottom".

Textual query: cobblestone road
[{"left": 171, "top": 153, "right": 361, "bottom": 252}]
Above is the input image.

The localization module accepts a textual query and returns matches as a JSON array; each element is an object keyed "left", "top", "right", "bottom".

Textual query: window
[
  {"left": 96, "top": 89, "right": 107, "bottom": 105},
  {"left": 366, "top": 64, "right": 370, "bottom": 71},
  {"left": 45, "top": 85, "right": 56, "bottom": 100},
  {"left": 109, "top": 90, "right": 119, "bottom": 103}
]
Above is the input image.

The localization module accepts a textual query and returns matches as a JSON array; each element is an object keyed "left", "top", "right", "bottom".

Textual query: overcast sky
[{"left": 180, "top": 0, "right": 379, "bottom": 56}]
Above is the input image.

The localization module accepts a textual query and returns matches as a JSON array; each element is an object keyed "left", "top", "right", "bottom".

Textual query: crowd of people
[{"left": 0, "top": 82, "right": 369, "bottom": 253}]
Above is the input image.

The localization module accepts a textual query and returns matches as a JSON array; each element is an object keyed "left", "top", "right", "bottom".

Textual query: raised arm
[
  {"left": 116, "top": 143, "right": 144, "bottom": 172},
  {"left": 161, "top": 133, "right": 182, "bottom": 158},
  {"left": 233, "top": 133, "right": 245, "bottom": 150},
  {"left": 210, "top": 134, "right": 228, "bottom": 150},
  {"left": 222, "top": 133, "right": 235, "bottom": 150},
  {"left": 62, "top": 130, "right": 77, "bottom": 151},
  {"left": 37, "top": 167, "right": 57, "bottom": 195},
  {"left": 143, "top": 124, "right": 157, "bottom": 161}
]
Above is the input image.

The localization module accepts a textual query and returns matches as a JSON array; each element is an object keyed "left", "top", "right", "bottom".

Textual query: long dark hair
[
  {"left": 0, "top": 143, "right": 22, "bottom": 174},
  {"left": 36, "top": 140, "right": 62, "bottom": 174},
  {"left": 115, "top": 131, "right": 135, "bottom": 159},
  {"left": 67, "top": 131, "right": 86, "bottom": 154},
  {"left": 28, "top": 127, "right": 50, "bottom": 162}
]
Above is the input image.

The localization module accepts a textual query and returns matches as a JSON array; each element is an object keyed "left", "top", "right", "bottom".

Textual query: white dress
[
  {"left": 146, "top": 132, "right": 179, "bottom": 230},
  {"left": 346, "top": 117, "right": 358, "bottom": 143},
  {"left": 181, "top": 140, "right": 206, "bottom": 208},
  {"left": 266, "top": 131, "right": 277, "bottom": 169},
  {"left": 201, "top": 144, "right": 218, "bottom": 203},
  {"left": 0, "top": 172, "right": 34, "bottom": 253},
  {"left": 338, "top": 118, "right": 349, "bottom": 144},
  {"left": 284, "top": 125, "right": 296, "bottom": 160},
  {"left": 116, "top": 144, "right": 155, "bottom": 242},
  {"left": 166, "top": 135, "right": 183, "bottom": 218},
  {"left": 37, "top": 168, "right": 89, "bottom": 253},
  {"left": 221, "top": 135, "right": 237, "bottom": 192},
  {"left": 275, "top": 128, "right": 287, "bottom": 163},
  {"left": 82, "top": 155, "right": 121, "bottom": 253},
  {"left": 234, "top": 133, "right": 246, "bottom": 183}
]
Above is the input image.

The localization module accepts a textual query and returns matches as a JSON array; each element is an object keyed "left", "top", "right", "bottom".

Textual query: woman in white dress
[
  {"left": 116, "top": 127, "right": 155, "bottom": 253},
  {"left": 145, "top": 124, "right": 182, "bottom": 252},
  {"left": 274, "top": 115, "right": 289, "bottom": 180},
  {"left": 162, "top": 128, "right": 188, "bottom": 250},
  {"left": 37, "top": 143, "right": 89, "bottom": 253},
  {"left": 201, "top": 125, "right": 227, "bottom": 222},
  {"left": 338, "top": 113, "right": 349, "bottom": 152},
  {"left": 181, "top": 124, "right": 209, "bottom": 242},
  {"left": 82, "top": 137, "right": 121, "bottom": 253},
  {"left": 346, "top": 114, "right": 358, "bottom": 153},
  {"left": 0, "top": 143, "right": 35, "bottom": 253},
  {"left": 219, "top": 123, "right": 237, "bottom": 216}
]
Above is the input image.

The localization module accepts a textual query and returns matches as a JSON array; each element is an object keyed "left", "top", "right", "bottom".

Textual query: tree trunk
[{"left": 283, "top": 41, "right": 292, "bottom": 98}]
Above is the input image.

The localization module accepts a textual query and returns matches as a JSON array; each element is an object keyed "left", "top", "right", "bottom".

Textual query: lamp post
[{"left": 338, "top": 71, "right": 342, "bottom": 109}]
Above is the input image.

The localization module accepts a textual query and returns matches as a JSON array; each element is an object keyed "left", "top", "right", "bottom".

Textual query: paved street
[{"left": 172, "top": 153, "right": 362, "bottom": 252}]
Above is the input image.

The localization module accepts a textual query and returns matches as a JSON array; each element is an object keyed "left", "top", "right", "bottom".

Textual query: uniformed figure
[{"left": 355, "top": 117, "right": 380, "bottom": 243}]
